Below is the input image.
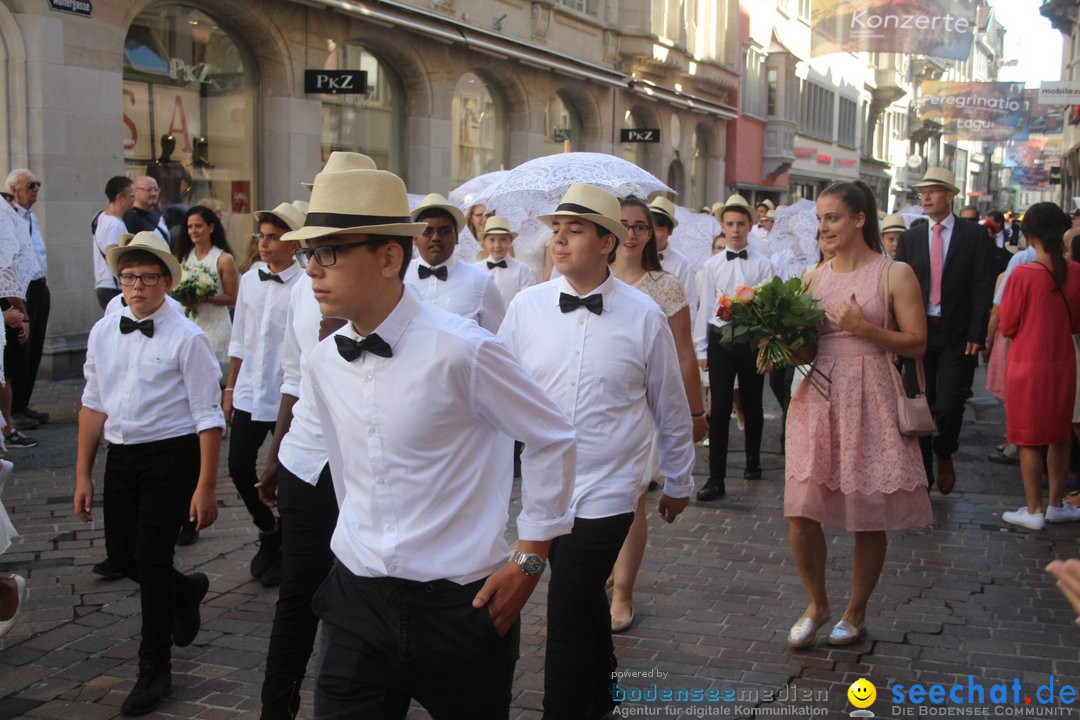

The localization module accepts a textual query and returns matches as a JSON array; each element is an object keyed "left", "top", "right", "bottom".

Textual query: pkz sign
[
  {"left": 304, "top": 70, "right": 368, "bottom": 95},
  {"left": 621, "top": 128, "right": 661, "bottom": 143},
  {"left": 48, "top": 0, "right": 92, "bottom": 16}
]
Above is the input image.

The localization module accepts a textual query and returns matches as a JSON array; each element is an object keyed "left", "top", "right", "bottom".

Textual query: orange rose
[
  {"left": 718, "top": 295, "right": 733, "bottom": 308},
  {"left": 735, "top": 285, "right": 756, "bottom": 303}
]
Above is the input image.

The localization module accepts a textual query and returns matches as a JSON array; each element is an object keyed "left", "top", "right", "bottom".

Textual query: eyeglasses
[
  {"left": 918, "top": 187, "right": 948, "bottom": 196},
  {"left": 25, "top": 182, "right": 40, "bottom": 190},
  {"left": 621, "top": 222, "right": 651, "bottom": 236},
  {"left": 294, "top": 240, "right": 378, "bottom": 268},
  {"left": 118, "top": 272, "right": 163, "bottom": 286},
  {"left": 421, "top": 226, "right": 456, "bottom": 239}
]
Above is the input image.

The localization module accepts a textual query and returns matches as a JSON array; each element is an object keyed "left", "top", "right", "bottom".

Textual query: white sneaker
[
  {"left": 0, "top": 574, "right": 27, "bottom": 639},
  {"left": 1002, "top": 507, "right": 1045, "bottom": 531},
  {"left": 1045, "top": 504, "right": 1080, "bottom": 523}
]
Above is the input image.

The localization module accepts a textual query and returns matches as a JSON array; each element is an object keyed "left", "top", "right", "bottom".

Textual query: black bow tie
[
  {"left": 418, "top": 265, "right": 448, "bottom": 281},
  {"left": 259, "top": 269, "right": 284, "bottom": 283},
  {"left": 559, "top": 292, "right": 603, "bottom": 315},
  {"left": 487, "top": 260, "right": 507, "bottom": 269},
  {"left": 335, "top": 333, "right": 393, "bottom": 362},
  {"left": 119, "top": 316, "right": 154, "bottom": 338},
  {"left": 726, "top": 250, "right": 748, "bottom": 261}
]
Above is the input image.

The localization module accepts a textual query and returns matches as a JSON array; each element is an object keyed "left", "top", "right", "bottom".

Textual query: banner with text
[
  {"left": 919, "top": 81, "right": 1026, "bottom": 141},
  {"left": 1039, "top": 81, "right": 1080, "bottom": 106},
  {"left": 811, "top": 0, "right": 977, "bottom": 60}
]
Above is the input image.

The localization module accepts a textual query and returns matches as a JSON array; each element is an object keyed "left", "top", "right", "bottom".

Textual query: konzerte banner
[
  {"left": 918, "top": 81, "right": 1026, "bottom": 141},
  {"left": 811, "top": 0, "right": 977, "bottom": 60}
]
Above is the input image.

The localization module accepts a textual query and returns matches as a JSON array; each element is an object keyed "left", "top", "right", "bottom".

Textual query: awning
[{"left": 629, "top": 80, "right": 739, "bottom": 121}]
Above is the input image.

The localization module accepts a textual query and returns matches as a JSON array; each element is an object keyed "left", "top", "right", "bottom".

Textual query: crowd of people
[{"left": 0, "top": 153, "right": 1077, "bottom": 719}]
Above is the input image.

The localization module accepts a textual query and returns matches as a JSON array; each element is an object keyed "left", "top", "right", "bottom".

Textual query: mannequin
[
  {"left": 146, "top": 135, "right": 192, "bottom": 206},
  {"left": 190, "top": 136, "right": 215, "bottom": 201}
]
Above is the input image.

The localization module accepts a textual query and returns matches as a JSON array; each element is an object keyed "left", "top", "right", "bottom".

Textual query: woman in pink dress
[{"left": 785, "top": 181, "right": 932, "bottom": 649}]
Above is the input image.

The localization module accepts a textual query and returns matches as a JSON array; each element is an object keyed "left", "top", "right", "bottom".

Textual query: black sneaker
[
  {"left": 696, "top": 479, "right": 726, "bottom": 501},
  {"left": 9, "top": 415, "right": 38, "bottom": 431},
  {"left": 19, "top": 408, "right": 49, "bottom": 424},
  {"left": 176, "top": 521, "right": 199, "bottom": 546},
  {"left": 4, "top": 430, "right": 38, "bottom": 448},
  {"left": 92, "top": 557, "right": 125, "bottom": 580},
  {"left": 250, "top": 530, "right": 282, "bottom": 578},
  {"left": 260, "top": 555, "right": 283, "bottom": 587},
  {"left": 121, "top": 668, "right": 172, "bottom": 716},
  {"left": 172, "top": 572, "right": 208, "bottom": 648},
  {"left": 743, "top": 467, "right": 763, "bottom": 480}
]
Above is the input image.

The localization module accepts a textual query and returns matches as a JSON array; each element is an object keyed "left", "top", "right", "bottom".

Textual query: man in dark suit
[{"left": 896, "top": 167, "right": 996, "bottom": 495}]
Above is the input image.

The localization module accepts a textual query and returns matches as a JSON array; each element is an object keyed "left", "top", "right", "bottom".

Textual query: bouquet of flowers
[
  {"left": 171, "top": 263, "right": 217, "bottom": 319},
  {"left": 714, "top": 276, "right": 828, "bottom": 395}
]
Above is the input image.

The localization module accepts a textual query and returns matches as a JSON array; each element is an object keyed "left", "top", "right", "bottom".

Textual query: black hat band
[{"left": 305, "top": 212, "right": 411, "bottom": 228}]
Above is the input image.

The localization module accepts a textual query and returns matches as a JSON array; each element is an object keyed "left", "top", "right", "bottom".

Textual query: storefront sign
[
  {"left": 304, "top": 70, "right": 368, "bottom": 95},
  {"left": 919, "top": 81, "right": 1026, "bottom": 141},
  {"left": 811, "top": 0, "right": 976, "bottom": 61},
  {"left": 621, "top": 128, "right": 661, "bottom": 143},
  {"left": 152, "top": 85, "right": 202, "bottom": 155},
  {"left": 793, "top": 147, "right": 817, "bottom": 159},
  {"left": 231, "top": 181, "right": 251, "bottom": 214},
  {"left": 122, "top": 81, "right": 152, "bottom": 160},
  {"left": 1038, "top": 81, "right": 1080, "bottom": 107},
  {"left": 48, "top": 0, "right": 92, "bottom": 17}
]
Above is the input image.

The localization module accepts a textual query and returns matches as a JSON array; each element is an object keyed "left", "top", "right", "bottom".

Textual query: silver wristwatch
[{"left": 511, "top": 551, "right": 546, "bottom": 576}]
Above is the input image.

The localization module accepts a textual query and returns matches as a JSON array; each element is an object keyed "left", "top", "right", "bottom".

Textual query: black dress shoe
[
  {"left": 19, "top": 408, "right": 49, "bottom": 424},
  {"left": 176, "top": 521, "right": 199, "bottom": 546},
  {"left": 121, "top": 668, "right": 171, "bottom": 715},
  {"left": 743, "top": 467, "right": 763, "bottom": 480},
  {"left": 92, "top": 557, "right": 125, "bottom": 580},
  {"left": 696, "top": 479, "right": 726, "bottom": 501},
  {"left": 173, "top": 572, "right": 208, "bottom": 648}
]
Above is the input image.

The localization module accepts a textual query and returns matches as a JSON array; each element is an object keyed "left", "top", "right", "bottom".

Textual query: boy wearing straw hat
[
  {"left": 74, "top": 231, "right": 225, "bottom": 715},
  {"left": 279, "top": 167, "right": 576, "bottom": 718},
  {"left": 498, "top": 183, "right": 695, "bottom": 719},
  {"left": 221, "top": 202, "right": 303, "bottom": 588},
  {"left": 407, "top": 193, "right": 506, "bottom": 333},
  {"left": 695, "top": 194, "right": 775, "bottom": 501},
  {"left": 648, "top": 195, "right": 698, "bottom": 324},
  {"left": 474, "top": 214, "right": 534, "bottom": 307}
]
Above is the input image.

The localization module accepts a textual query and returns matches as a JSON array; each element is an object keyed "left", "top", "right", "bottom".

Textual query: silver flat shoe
[
  {"left": 827, "top": 618, "right": 867, "bottom": 646},
  {"left": 787, "top": 612, "right": 831, "bottom": 649}
]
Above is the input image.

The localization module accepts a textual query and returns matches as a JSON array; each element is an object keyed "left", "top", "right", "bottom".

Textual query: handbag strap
[
  {"left": 1038, "top": 261, "right": 1073, "bottom": 325},
  {"left": 881, "top": 259, "right": 927, "bottom": 396}
]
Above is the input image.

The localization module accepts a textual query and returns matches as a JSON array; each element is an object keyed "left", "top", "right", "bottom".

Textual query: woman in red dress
[{"left": 999, "top": 202, "right": 1080, "bottom": 530}]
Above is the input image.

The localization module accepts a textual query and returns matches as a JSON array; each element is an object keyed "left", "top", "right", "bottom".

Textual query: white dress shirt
[
  {"left": 658, "top": 244, "right": 698, "bottom": 324},
  {"left": 82, "top": 301, "right": 225, "bottom": 444},
  {"left": 228, "top": 261, "right": 301, "bottom": 421},
  {"left": 694, "top": 247, "right": 775, "bottom": 358},
  {"left": 748, "top": 224, "right": 770, "bottom": 256},
  {"left": 925, "top": 214, "right": 954, "bottom": 317},
  {"left": 284, "top": 288, "right": 576, "bottom": 584},
  {"left": 93, "top": 214, "right": 126, "bottom": 290},
  {"left": 15, "top": 206, "right": 46, "bottom": 279},
  {"left": 499, "top": 274, "right": 695, "bottom": 519},
  {"left": 405, "top": 256, "right": 506, "bottom": 333},
  {"left": 474, "top": 255, "right": 533, "bottom": 308}
]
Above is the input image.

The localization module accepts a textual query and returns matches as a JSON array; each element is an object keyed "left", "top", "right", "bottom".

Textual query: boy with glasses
[
  {"left": 74, "top": 231, "right": 224, "bottom": 715},
  {"left": 406, "top": 193, "right": 505, "bottom": 333}
]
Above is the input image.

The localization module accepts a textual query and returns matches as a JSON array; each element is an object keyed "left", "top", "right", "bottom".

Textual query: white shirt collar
[
  {"left": 557, "top": 271, "right": 617, "bottom": 312},
  {"left": 345, "top": 285, "right": 419, "bottom": 350}
]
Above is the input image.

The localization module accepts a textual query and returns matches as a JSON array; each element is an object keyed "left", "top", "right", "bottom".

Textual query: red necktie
[{"left": 929, "top": 223, "right": 944, "bottom": 307}]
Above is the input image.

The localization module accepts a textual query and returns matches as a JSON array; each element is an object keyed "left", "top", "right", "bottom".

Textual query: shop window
[
  {"left": 543, "top": 93, "right": 583, "bottom": 156},
  {"left": 123, "top": 5, "right": 257, "bottom": 246},
  {"left": 320, "top": 43, "right": 404, "bottom": 176},
  {"left": 690, "top": 126, "right": 709, "bottom": 211},
  {"left": 452, "top": 73, "right": 506, "bottom": 187}
]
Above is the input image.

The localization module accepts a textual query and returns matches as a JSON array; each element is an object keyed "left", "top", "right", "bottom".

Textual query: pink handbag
[{"left": 882, "top": 261, "right": 936, "bottom": 437}]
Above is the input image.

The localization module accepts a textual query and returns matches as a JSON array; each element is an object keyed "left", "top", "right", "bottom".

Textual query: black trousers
[
  {"left": 907, "top": 324, "right": 977, "bottom": 483},
  {"left": 228, "top": 409, "right": 277, "bottom": 532},
  {"left": 707, "top": 329, "right": 765, "bottom": 480},
  {"left": 261, "top": 464, "right": 338, "bottom": 720},
  {"left": 13, "top": 278, "right": 48, "bottom": 413},
  {"left": 103, "top": 434, "right": 200, "bottom": 670},
  {"left": 543, "top": 513, "right": 634, "bottom": 720},
  {"left": 312, "top": 563, "right": 519, "bottom": 719}
]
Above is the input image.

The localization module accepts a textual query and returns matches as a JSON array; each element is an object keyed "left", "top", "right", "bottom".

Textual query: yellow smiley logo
[{"left": 848, "top": 678, "right": 876, "bottom": 709}]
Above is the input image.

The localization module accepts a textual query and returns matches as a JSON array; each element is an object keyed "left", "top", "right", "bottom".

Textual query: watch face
[{"left": 520, "top": 554, "right": 543, "bottom": 575}]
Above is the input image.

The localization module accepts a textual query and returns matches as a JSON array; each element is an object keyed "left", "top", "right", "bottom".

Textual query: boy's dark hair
[
  {"left": 105, "top": 175, "right": 134, "bottom": 203},
  {"left": 362, "top": 234, "right": 414, "bottom": 281},
  {"left": 258, "top": 215, "right": 292, "bottom": 233},
  {"left": 651, "top": 210, "right": 674, "bottom": 232},
  {"left": 117, "top": 250, "right": 170, "bottom": 277},
  {"left": 416, "top": 208, "right": 458, "bottom": 233}
]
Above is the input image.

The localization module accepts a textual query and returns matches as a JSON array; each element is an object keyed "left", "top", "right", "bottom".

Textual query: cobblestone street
[{"left": 0, "top": 374, "right": 1076, "bottom": 719}]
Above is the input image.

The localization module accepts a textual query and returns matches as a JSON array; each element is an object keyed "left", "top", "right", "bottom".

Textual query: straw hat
[
  {"left": 538, "top": 183, "right": 628, "bottom": 243},
  {"left": 292, "top": 200, "right": 310, "bottom": 214},
  {"left": 479, "top": 215, "right": 518, "bottom": 240},
  {"left": 711, "top": 194, "right": 754, "bottom": 220},
  {"left": 282, "top": 169, "right": 428, "bottom": 245},
  {"left": 756, "top": 198, "right": 775, "bottom": 211},
  {"left": 300, "top": 152, "right": 377, "bottom": 189},
  {"left": 254, "top": 202, "right": 306, "bottom": 233},
  {"left": 913, "top": 167, "right": 960, "bottom": 194},
  {"left": 647, "top": 196, "right": 679, "bottom": 229},
  {"left": 107, "top": 231, "right": 182, "bottom": 281},
  {"left": 410, "top": 193, "right": 467, "bottom": 231},
  {"left": 881, "top": 214, "right": 907, "bottom": 233}
]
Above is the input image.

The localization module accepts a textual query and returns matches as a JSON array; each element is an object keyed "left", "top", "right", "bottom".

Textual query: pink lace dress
[{"left": 784, "top": 256, "right": 933, "bottom": 531}]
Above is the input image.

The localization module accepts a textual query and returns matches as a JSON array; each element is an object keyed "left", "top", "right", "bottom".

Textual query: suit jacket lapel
[{"left": 942, "top": 214, "right": 963, "bottom": 273}]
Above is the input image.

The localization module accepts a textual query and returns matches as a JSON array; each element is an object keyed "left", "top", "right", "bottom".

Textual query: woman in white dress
[{"left": 173, "top": 205, "right": 238, "bottom": 371}]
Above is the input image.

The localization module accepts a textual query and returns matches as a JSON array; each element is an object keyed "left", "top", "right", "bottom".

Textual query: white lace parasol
[
  {"left": 767, "top": 199, "right": 820, "bottom": 281},
  {"left": 0, "top": 202, "right": 40, "bottom": 300},
  {"left": 894, "top": 204, "right": 927, "bottom": 227},
  {"left": 670, "top": 206, "right": 721, "bottom": 269},
  {"left": 448, "top": 170, "right": 510, "bottom": 208}
]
